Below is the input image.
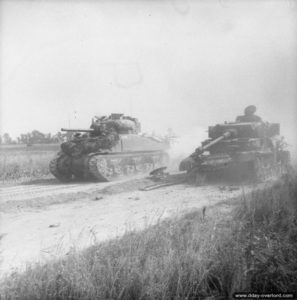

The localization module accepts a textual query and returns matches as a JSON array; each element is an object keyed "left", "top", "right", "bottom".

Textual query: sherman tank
[
  {"left": 179, "top": 121, "right": 290, "bottom": 183},
  {"left": 50, "top": 114, "right": 169, "bottom": 182}
]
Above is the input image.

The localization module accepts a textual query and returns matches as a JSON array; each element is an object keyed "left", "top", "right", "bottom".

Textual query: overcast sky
[{"left": 1, "top": 0, "right": 296, "bottom": 147}]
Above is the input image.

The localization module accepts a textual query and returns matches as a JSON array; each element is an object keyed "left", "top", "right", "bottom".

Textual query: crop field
[{"left": 0, "top": 144, "right": 59, "bottom": 182}]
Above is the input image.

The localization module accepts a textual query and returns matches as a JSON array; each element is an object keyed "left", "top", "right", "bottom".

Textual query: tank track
[
  {"left": 87, "top": 151, "right": 167, "bottom": 182},
  {"left": 186, "top": 151, "right": 290, "bottom": 185},
  {"left": 49, "top": 153, "right": 73, "bottom": 182}
]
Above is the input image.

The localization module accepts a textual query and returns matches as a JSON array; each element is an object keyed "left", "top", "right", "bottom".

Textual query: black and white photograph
[{"left": 0, "top": 0, "right": 296, "bottom": 299}]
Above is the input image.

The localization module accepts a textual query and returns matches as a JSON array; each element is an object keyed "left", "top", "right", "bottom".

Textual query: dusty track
[
  {"left": 0, "top": 176, "right": 155, "bottom": 212},
  {"left": 0, "top": 180, "right": 123, "bottom": 201},
  {"left": 0, "top": 176, "right": 260, "bottom": 278}
]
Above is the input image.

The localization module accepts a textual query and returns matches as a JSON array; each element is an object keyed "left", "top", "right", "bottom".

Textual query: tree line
[{"left": 0, "top": 130, "right": 73, "bottom": 145}]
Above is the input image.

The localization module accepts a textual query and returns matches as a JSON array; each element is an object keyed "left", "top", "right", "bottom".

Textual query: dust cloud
[{"left": 167, "top": 126, "right": 207, "bottom": 171}]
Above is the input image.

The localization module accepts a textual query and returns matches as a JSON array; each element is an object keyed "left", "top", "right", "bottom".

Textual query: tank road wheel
[
  {"left": 144, "top": 163, "right": 154, "bottom": 172},
  {"left": 143, "top": 161, "right": 154, "bottom": 172},
  {"left": 88, "top": 156, "right": 107, "bottom": 181},
  {"left": 95, "top": 158, "right": 114, "bottom": 181},
  {"left": 123, "top": 164, "right": 136, "bottom": 176},
  {"left": 49, "top": 153, "right": 73, "bottom": 182},
  {"left": 134, "top": 156, "right": 143, "bottom": 172},
  {"left": 140, "top": 155, "right": 154, "bottom": 173},
  {"left": 117, "top": 156, "right": 133, "bottom": 176},
  {"left": 114, "top": 164, "right": 123, "bottom": 177},
  {"left": 88, "top": 156, "right": 115, "bottom": 181}
]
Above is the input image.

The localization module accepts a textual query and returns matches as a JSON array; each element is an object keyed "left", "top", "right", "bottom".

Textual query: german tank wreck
[
  {"left": 50, "top": 114, "right": 169, "bottom": 182},
  {"left": 179, "top": 119, "right": 290, "bottom": 184}
]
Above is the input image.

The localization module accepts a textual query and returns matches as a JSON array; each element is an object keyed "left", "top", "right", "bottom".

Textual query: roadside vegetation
[
  {"left": 0, "top": 144, "right": 59, "bottom": 181},
  {"left": 1, "top": 172, "right": 296, "bottom": 299}
]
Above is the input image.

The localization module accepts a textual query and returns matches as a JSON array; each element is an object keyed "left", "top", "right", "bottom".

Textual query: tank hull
[
  {"left": 181, "top": 149, "right": 290, "bottom": 183},
  {"left": 50, "top": 134, "right": 169, "bottom": 182}
]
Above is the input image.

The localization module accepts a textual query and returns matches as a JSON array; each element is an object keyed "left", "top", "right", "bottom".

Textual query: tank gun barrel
[
  {"left": 61, "top": 128, "right": 95, "bottom": 133},
  {"left": 194, "top": 131, "right": 232, "bottom": 155},
  {"left": 201, "top": 131, "right": 231, "bottom": 151}
]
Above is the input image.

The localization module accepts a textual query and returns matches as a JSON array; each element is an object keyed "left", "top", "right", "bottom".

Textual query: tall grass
[
  {"left": 233, "top": 173, "right": 297, "bottom": 292},
  {"left": 1, "top": 173, "right": 296, "bottom": 299},
  {"left": 0, "top": 145, "right": 58, "bottom": 181}
]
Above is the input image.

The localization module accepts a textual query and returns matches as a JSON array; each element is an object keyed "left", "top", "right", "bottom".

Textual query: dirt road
[
  {"left": 0, "top": 176, "right": 252, "bottom": 277},
  {"left": 0, "top": 179, "right": 122, "bottom": 202}
]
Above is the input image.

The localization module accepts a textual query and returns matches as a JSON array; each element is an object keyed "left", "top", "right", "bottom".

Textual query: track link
[{"left": 49, "top": 153, "right": 73, "bottom": 182}]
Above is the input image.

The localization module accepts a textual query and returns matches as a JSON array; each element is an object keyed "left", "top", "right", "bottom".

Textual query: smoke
[
  {"left": 286, "top": 134, "right": 297, "bottom": 166},
  {"left": 1, "top": 0, "right": 296, "bottom": 151},
  {"left": 167, "top": 126, "right": 208, "bottom": 171}
]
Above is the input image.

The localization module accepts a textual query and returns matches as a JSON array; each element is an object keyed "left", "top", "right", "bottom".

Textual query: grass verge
[{"left": 1, "top": 174, "right": 296, "bottom": 299}]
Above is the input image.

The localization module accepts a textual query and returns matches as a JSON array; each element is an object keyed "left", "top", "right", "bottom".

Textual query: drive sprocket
[{"left": 49, "top": 152, "right": 73, "bottom": 182}]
